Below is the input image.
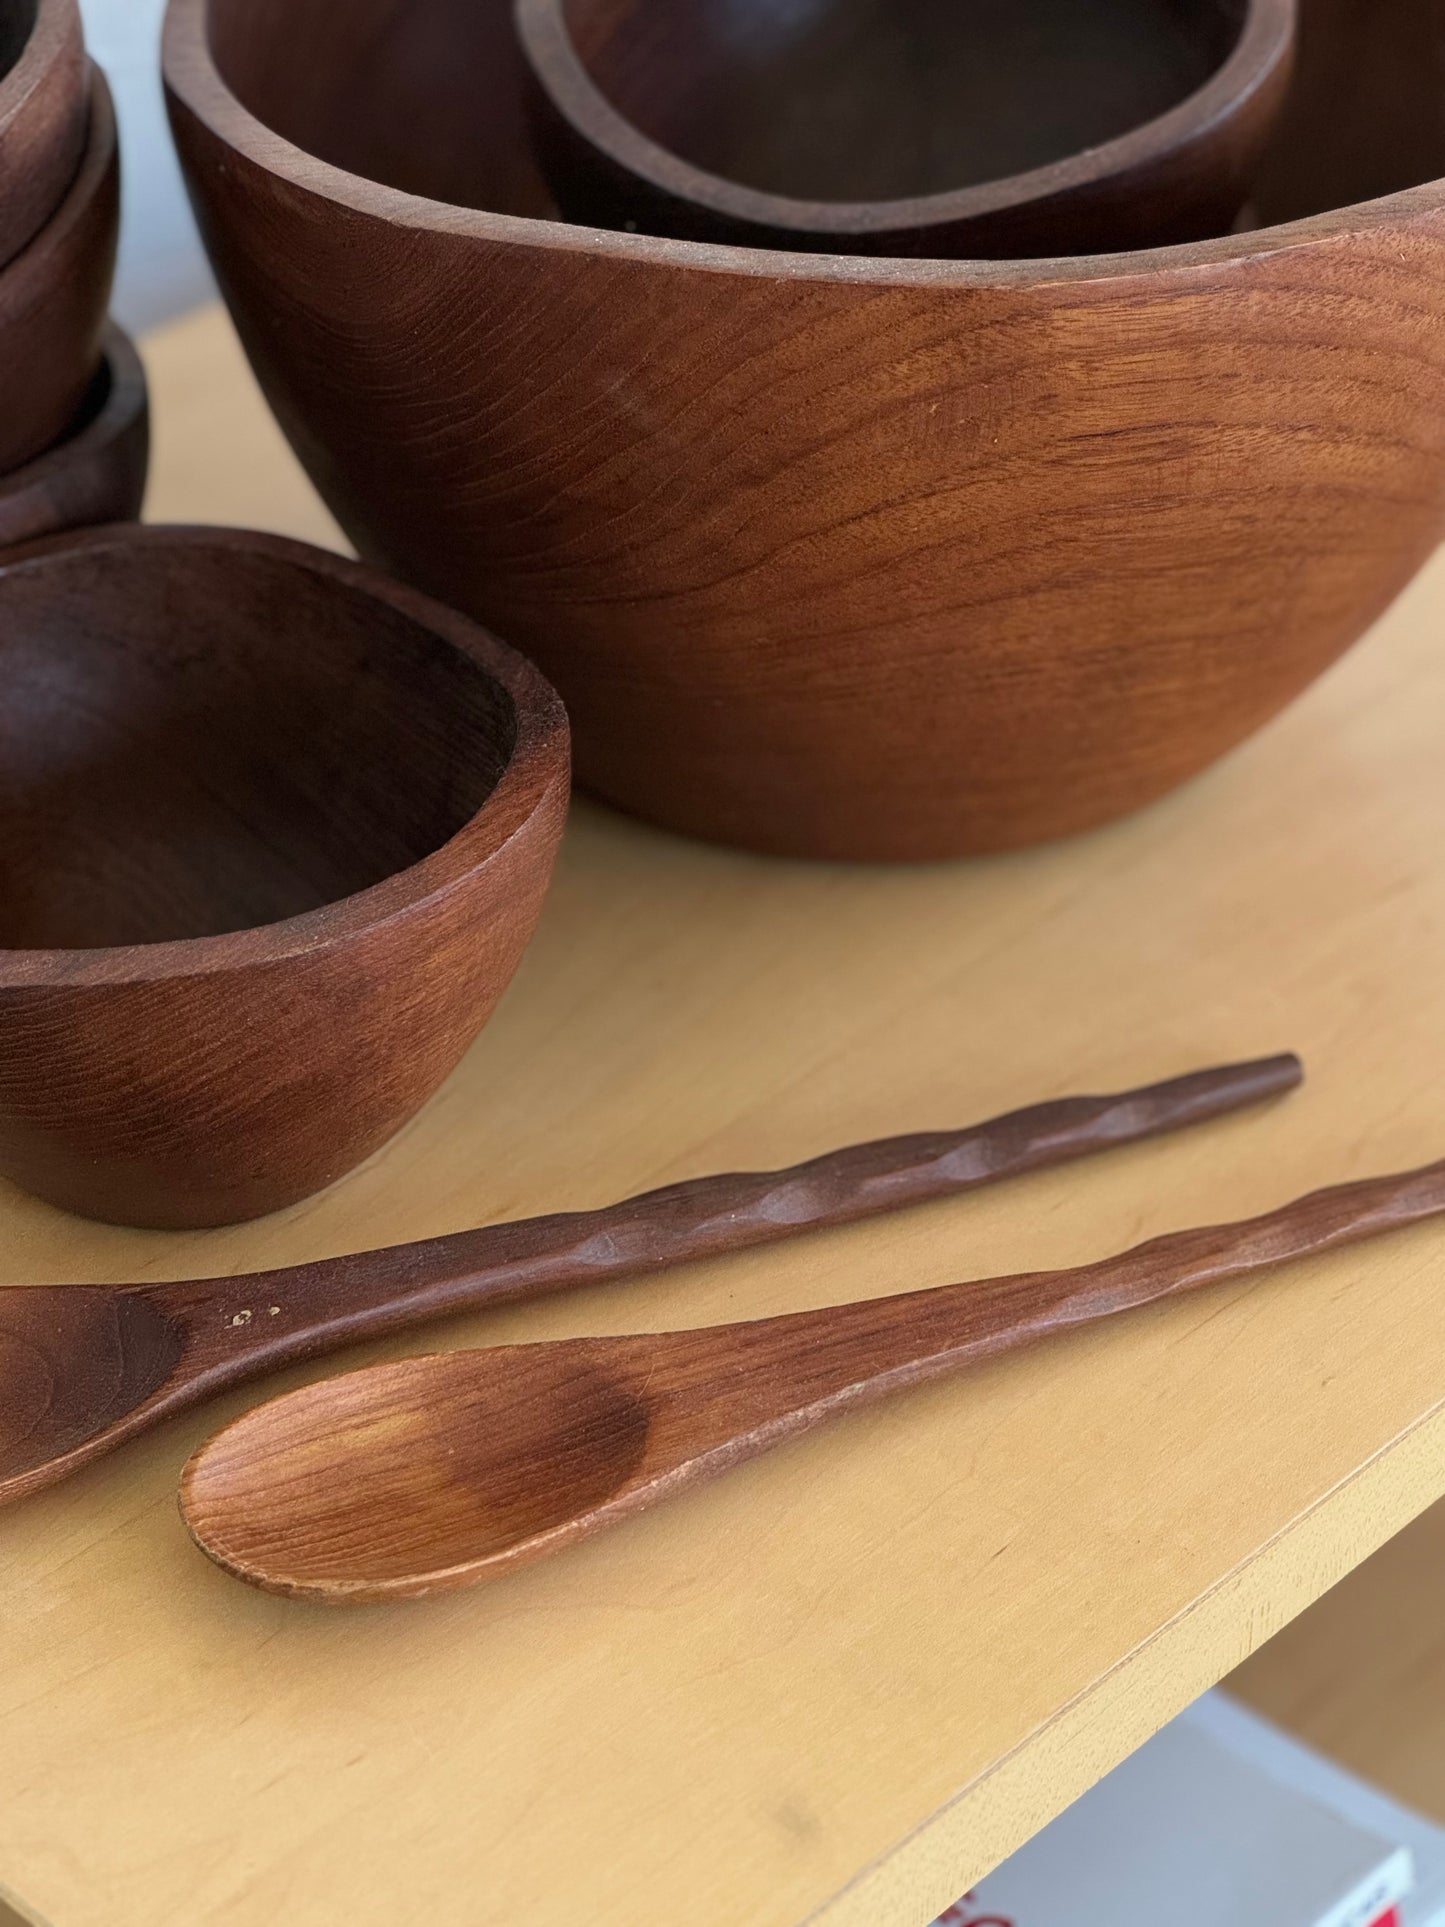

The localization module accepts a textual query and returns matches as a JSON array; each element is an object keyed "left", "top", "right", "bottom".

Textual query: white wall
[{"left": 80, "top": 0, "right": 215, "bottom": 330}]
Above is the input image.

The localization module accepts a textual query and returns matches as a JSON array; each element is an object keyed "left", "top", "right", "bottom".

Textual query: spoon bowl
[
  {"left": 184, "top": 1346, "right": 654, "bottom": 1595},
  {"left": 0, "top": 1287, "right": 180, "bottom": 1483},
  {"left": 518, "top": 0, "right": 1296, "bottom": 255}
]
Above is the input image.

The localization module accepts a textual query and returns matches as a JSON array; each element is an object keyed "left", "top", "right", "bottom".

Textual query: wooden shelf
[
  {"left": 1228, "top": 1495, "right": 1445, "bottom": 1824},
  {"left": 4, "top": 306, "right": 1445, "bottom": 1927}
]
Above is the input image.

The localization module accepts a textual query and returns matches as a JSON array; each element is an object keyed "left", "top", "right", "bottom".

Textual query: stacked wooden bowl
[
  {"left": 515, "top": 0, "right": 1296, "bottom": 256},
  {"left": 0, "top": 0, "right": 145, "bottom": 545},
  {"left": 164, "top": 0, "right": 1445, "bottom": 861}
]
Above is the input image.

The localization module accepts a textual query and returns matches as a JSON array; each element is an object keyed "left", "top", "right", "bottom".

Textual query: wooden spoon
[
  {"left": 182, "top": 1155, "right": 1445, "bottom": 1604},
  {"left": 0, "top": 1055, "right": 1297, "bottom": 1507}
]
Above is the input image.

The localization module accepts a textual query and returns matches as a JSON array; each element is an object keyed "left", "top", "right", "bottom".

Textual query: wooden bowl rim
[
  {"left": 514, "top": 0, "right": 1295, "bottom": 239},
  {"left": 163, "top": 0, "right": 1444, "bottom": 283},
  {"left": 0, "top": 320, "right": 146, "bottom": 503},
  {"left": 0, "top": 60, "right": 114, "bottom": 305},
  {"left": 0, "top": 0, "right": 80, "bottom": 140},
  {"left": 0, "top": 524, "right": 571, "bottom": 988}
]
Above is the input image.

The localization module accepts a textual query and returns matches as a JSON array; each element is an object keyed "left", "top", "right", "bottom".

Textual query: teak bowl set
[
  {"left": 1, "top": 0, "right": 1443, "bottom": 1225},
  {"left": 0, "top": 0, "right": 1444, "bottom": 1604}
]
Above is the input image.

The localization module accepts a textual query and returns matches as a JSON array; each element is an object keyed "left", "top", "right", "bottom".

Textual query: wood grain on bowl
[
  {"left": 0, "top": 60, "right": 116, "bottom": 477},
  {"left": 517, "top": 0, "right": 1295, "bottom": 257},
  {"left": 165, "top": 0, "right": 1445, "bottom": 860},
  {"left": 0, "top": 525, "right": 569, "bottom": 1228},
  {"left": 0, "top": 321, "right": 148, "bottom": 548},
  {"left": 0, "top": 0, "right": 87, "bottom": 273}
]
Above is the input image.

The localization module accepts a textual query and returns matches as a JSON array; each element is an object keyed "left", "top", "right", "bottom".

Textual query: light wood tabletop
[{"left": 4, "top": 304, "right": 1445, "bottom": 1927}]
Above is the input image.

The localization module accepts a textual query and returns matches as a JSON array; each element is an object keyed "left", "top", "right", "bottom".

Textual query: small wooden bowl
[
  {"left": 516, "top": 0, "right": 1296, "bottom": 256},
  {"left": 0, "top": 60, "right": 117, "bottom": 476},
  {"left": 0, "top": 0, "right": 88, "bottom": 272},
  {"left": 0, "top": 321, "right": 148, "bottom": 549},
  {"left": 0, "top": 526, "right": 570, "bottom": 1228}
]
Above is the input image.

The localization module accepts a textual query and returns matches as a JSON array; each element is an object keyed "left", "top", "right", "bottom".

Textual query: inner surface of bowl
[
  {"left": 557, "top": 0, "right": 1243, "bottom": 203},
  {"left": 202, "top": 0, "right": 1445, "bottom": 231},
  {"left": 0, "top": 543, "right": 517, "bottom": 950},
  {"left": 0, "top": 0, "right": 38, "bottom": 79}
]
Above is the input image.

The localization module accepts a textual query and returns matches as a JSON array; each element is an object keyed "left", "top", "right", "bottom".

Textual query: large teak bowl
[
  {"left": 516, "top": 0, "right": 1295, "bottom": 257},
  {"left": 165, "top": 0, "right": 1445, "bottom": 860},
  {"left": 0, "top": 526, "right": 569, "bottom": 1229}
]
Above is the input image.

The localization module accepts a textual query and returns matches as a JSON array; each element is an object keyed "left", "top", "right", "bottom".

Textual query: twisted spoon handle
[
  {"left": 172, "top": 1054, "right": 1301, "bottom": 1366},
  {"left": 737, "top": 1155, "right": 1445, "bottom": 1408},
  {"left": 1038, "top": 1154, "right": 1445, "bottom": 1332}
]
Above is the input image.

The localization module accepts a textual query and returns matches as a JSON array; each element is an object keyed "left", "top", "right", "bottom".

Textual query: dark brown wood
[
  {"left": 1250, "top": 0, "right": 1445, "bottom": 226},
  {"left": 0, "top": 1054, "right": 1302, "bottom": 1507},
  {"left": 516, "top": 0, "right": 1295, "bottom": 257},
  {"left": 0, "top": 524, "right": 569, "bottom": 1229},
  {"left": 0, "top": 322, "right": 147, "bottom": 548},
  {"left": 0, "top": 0, "right": 87, "bottom": 272},
  {"left": 179, "top": 1154, "right": 1445, "bottom": 1603},
  {"left": 0, "top": 61, "right": 115, "bottom": 476},
  {"left": 163, "top": 0, "right": 1445, "bottom": 860}
]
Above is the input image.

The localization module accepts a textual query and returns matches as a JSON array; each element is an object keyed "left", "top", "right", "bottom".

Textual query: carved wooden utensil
[
  {"left": 0, "top": 0, "right": 87, "bottom": 273},
  {"left": 0, "top": 61, "right": 116, "bottom": 474},
  {"left": 0, "top": 1056, "right": 1299, "bottom": 1507},
  {"left": 516, "top": 0, "right": 1295, "bottom": 257},
  {"left": 0, "top": 322, "right": 147, "bottom": 548},
  {"left": 0, "top": 523, "right": 567, "bottom": 1229},
  {"left": 182, "top": 1155, "right": 1445, "bottom": 1604}
]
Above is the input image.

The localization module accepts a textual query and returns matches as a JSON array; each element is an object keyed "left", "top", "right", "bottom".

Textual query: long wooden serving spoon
[
  {"left": 182, "top": 1155, "right": 1445, "bottom": 1604},
  {"left": 0, "top": 1057, "right": 1298, "bottom": 1508}
]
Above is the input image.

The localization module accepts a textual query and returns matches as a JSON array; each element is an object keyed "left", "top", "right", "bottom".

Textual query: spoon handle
[
  {"left": 173, "top": 1054, "right": 1300, "bottom": 1367},
  {"left": 724, "top": 1157, "right": 1445, "bottom": 1415}
]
